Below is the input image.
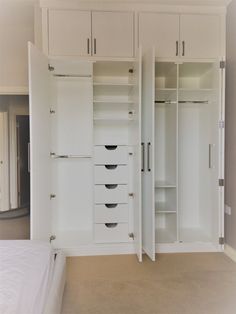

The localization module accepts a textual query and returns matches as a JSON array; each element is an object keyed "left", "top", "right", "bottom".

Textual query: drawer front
[
  {"left": 94, "top": 204, "right": 128, "bottom": 223},
  {"left": 94, "top": 184, "right": 128, "bottom": 204},
  {"left": 94, "top": 223, "right": 129, "bottom": 243},
  {"left": 94, "top": 146, "right": 128, "bottom": 165},
  {"left": 94, "top": 165, "right": 128, "bottom": 184}
]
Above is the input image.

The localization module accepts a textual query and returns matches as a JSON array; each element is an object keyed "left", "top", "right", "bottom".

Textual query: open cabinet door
[
  {"left": 28, "top": 43, "right": 52, "bottom": 241},
  {"left": 142, "top": 49, "right": 155, "bottom": 261},
  {"left": 132, "top": 48, "right": 142, "bottom": 262},
  {"left": 211, "top": 60, "right": 225, "bottom": 249}
]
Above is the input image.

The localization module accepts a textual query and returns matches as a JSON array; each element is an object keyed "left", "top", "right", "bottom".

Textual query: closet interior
[{"left": 154, "top": 61, "right": 221, "bottom": 247}]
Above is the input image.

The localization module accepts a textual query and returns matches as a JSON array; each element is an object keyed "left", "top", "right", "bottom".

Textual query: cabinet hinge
[
  {"left": 48, "top": 64, "right": 55, "bottom": 72},
  {"left": 50, "top": 194, "right": 56, "bottom": 199},
  {"left": 50, "top": 109, "right": 55, "bottom": 114},
  {"left": 129, "top": 233, "right": 134, "bottom": 240},
  {"left": 50, "top": 235, "right": 56, "bottom": 242},
  {"left": 220, "top": 61, "right": 226, "bottom": 69},
  {"left": 129, "top": 193, "right": 134, "bottom": 197},
  {"left": 219, "top": 179, "right": 224, "bottom": 187},
  {"left": 219, "top": 120, "right": 225, "bottom": 129},
  {"left": 128, "top": 68, "right": 134, "bottom": 74},
  {"left": 219, "top": 237, "right": 224, "bottom": 245}
]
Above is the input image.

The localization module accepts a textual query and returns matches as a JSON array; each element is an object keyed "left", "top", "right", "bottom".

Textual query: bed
[{"left": 0, "top": 240, "right": 66, "bottom": 314}]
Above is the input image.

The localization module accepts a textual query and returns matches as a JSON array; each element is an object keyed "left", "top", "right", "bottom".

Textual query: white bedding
[{"left": 0, "top": 241, "right": 56, "bottom": 314}]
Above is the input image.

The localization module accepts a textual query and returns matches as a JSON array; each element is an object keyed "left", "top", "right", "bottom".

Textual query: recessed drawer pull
[
  {"left": 105, "top": 184, "right": 118, "bottom": 189},
  {"left": 105, "top": 204, "right": 118, "bottom": 208},
  {"left": 105, "top": 165, "right": 118, "bottom": 170},
  {"left": 105, "top": 223, "right": 118, "bottom": 228},
  {"left": 105, "top": 145, "right": 117, "bottom": 150}
]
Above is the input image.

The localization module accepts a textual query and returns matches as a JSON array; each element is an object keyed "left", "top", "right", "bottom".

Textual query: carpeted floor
[{"left": 62, "top": 253, "right": 236, "bottom": 314}]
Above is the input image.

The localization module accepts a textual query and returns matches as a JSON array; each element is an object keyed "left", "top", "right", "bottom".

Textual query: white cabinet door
[
  {"left": 142, "top": 49, "right": 156, "bottom": 261},
  {"left": 28, "top": 43, "right": 52, "bottom": 241},
  {"left": 131, "top": 48, "right": 142, "bottom": 262},
  {"left": 180, "top": 15, "right": 220, "bottom": 59},
  {"left": 139, "top": 13, "right": 179, "bottom": 58},
  {"left": 92, "top": 11, "right": 134, "bottom": 57},
  {"left": 48, "top": 10, "right": 91, "bottom": 57}
]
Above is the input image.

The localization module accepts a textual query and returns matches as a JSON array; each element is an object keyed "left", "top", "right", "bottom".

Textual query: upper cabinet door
[
  {"left": 48, "top": 10, "right": 91, "bottom": 57},
  {"left": 139, "top": 13, "right": 179, "bottom": 58},
  {"left": 180, "top": 15, "right": 220, "bottom": 59},
  {"left": 92, "top": 11, "right": 134, "bottom": 57}
]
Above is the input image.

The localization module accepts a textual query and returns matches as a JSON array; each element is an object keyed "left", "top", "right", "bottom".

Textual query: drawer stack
[{"left": 94, "top": 145, "right": 129, "bottom": 243}]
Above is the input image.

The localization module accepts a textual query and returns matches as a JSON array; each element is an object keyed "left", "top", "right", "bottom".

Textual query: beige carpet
[
  {"left": 62, "top": 253, "right": 236, "bottom": 314},
  {"left": 0, "top": 216, "right": 30, "bottom": 239}
]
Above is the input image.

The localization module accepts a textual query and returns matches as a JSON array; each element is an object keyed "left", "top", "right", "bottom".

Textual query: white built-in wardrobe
[{"left": 29, "top": 2, "right": 226, "bottom": 262}]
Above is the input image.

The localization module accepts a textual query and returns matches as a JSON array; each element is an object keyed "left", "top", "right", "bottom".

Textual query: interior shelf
[
  {"left": 155, "top": 181, "right": 176, "bottom": 188},
  {"left": 94, "top": 82, "right": 135, "bottom": 87},
  {"left": 155, "top": 202, "right": 176, "bottom": 214},
  {"left": 93, "top": 99, "right": 134, "bottom": 104}
]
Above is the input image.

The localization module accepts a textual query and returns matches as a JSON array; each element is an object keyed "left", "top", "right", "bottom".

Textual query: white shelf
[
  {"left": 179, "top": 88, "right": 213, "bottom": 92},
  {"left": 155, "top": 202, "right": 176, "bottom": 214},
  {"left": 93, "top": 99, "right": 134, "bottom": 104},
  {"left": 155, "top": 181, "right": 176, "bottom": 188},
  {"left": 94, "top": 82, "right": 134, "bottom": 87},
  {"left": 94, "top": 117, "right": 133, "bottom": 122},
  {"left": 155, "top": 88, "right": 177, "bottom": 91}
]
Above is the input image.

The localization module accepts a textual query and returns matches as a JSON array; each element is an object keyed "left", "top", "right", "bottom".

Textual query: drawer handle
[
  {"left": 105, "top": 165, "right": 117, "bottom": 170},
  {"left": 105, "top": 223, "right": 118, "bottom": 228},
  {"left": 105, "top": 145, "right": 117, "bottom": 150},
  {"left": 105, "top": 204, "right": 118, "bottom": 208},
  {"left": 105, "top": 184, "right": 118, "bottom": 189}
]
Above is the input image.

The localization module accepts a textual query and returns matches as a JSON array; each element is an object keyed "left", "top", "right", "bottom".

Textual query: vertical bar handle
[
  {"left": 141, "top": 142, "right": 145, "bottom": 172},
  {"left": 209, "top": 144, "right": 213, "bottom": 169},
  {"left": 176, "top": 41, "right": 179, "bottom": 56},
  {"left": 87, "top": 38, "right": 90, "bottom": 55},
  {"left": 28, "top": 142, "right": 30, "bottom": 173},
  {"left": 94, "top": 38, "right": 97, "bottom": 55},
  {"left": 147, "top": 142, "right": 151, "bottom": 172},
  {"left": 182, "top": 41, "right": 185, "bottom": 57}
]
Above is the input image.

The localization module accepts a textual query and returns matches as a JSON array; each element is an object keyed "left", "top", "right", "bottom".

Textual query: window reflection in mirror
[{"left": 0, "top": 96, "right": 30, "bottom": 214}]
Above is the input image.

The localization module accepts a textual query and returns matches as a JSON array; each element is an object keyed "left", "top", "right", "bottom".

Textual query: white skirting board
[
  {"left": 224, "top": 244, "right": 236, "bottom": 263},
  {"left": 156, "top": 242, "right": 223, "bottom": 253}
]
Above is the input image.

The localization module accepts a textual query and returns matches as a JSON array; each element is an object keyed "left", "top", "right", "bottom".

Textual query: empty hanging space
[
  {"left": 155, "top": 62, "right": 178, "bottom": 244},
  {"left": 178, "top": 62, "right": 220, "bottom": 244}
]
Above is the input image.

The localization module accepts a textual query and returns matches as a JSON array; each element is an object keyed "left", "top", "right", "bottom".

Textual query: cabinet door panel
[
  {"left": 48, "top": 10, "right": 91, "bottom": 56},
  {"left": 180, "top": 15, "right": 220, "bottom": 59},
  {"left": 92, "top": 11, "right": 134, "bottom": 57},
  {"left": 28, "top": 43, "right": 51, "bottom": 241},
  {"left": 139, "top": 13, "right": 179, "bottom": 58},
  {"left": 142, "top": 49, "right": 155, "bottom": 261}
]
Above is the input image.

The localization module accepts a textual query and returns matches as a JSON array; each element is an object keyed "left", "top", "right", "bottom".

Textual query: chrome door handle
[
  {"left": 147, "top": 142, "right": 151, "bottom": 172},
  {"left": 87, "top": 38, "right": 90, "bottom": 55},
  {"left": 141, "top": 142, "right": 145, "bottom": 172},
  {"left": 176, "top": 41, "right": 179, "bottom": 56},
  {"left": 94, "top": 38, "right": 97, "bottom": 55},
  {"left": 182, "top": 41, "right": 185, "bottom": 57}
]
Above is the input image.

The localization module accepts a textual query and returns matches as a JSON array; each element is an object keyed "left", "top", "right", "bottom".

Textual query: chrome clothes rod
[
  {"left": 155, "top": 100, "right": 209, "bottom": 104},
  {"left": 53, "top": 74, "right": 92, "bottom": 78},
  {"left": 50, "top": 153, "right": 91, "bottom": 159}
]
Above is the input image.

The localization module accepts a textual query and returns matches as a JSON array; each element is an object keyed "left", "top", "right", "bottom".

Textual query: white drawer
[
  {"left": 94, "top": 223, "right": 129, "bottom": 243},
  {"left": 94, "top": 204, "right": 128, "bottom": 223},
  {"left": 94, "top": 184, "right": 128, "bottom": 204},
  {"left": 94, "top": 165, "right": 128, "bottom": 184},
  {"left": 94, "top": 146, "right": 128, "bottom": 165}
]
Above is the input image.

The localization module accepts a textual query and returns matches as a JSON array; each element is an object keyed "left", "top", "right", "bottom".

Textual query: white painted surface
[
  {"left": 48, "top": 10, "right": 91, "bottom": 57},
  {"left": 94, "top": 145, "right": 128, "bottom": 164},
  {"left": 94, "top": 184, "right": 128, "bottom": 204},
  {"left": 92, "top": 11, "right": 134, "bottom": 57},
  {"left": 28, "top": 43, "right": 52, "bottom": 241},
  {"left": 94, "top": 223, "right": 129, "bottom": 243},
  {"left": 139, "top": 13, "right": 179, "bottom": 58},
  {"left": 0, "top": 2, "right": 34, "bottom": 93},
  {"left": 0, "top": 112, "right": 9, "bottom": 212},
  {"left": 94, "top": 204, "right": 129, "bottom": 223},
  {"left": 94, "top": 165, "right": 128, "bottom": 184},
  {"left": 141, "top": 49, "right": 156, "bottom": 261},
  {"left": 180, "top": 14, "right": 221, "bottom": 58}
]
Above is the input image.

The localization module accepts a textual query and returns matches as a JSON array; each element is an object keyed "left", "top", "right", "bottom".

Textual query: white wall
[
  {"left": 0, "top": 0, "right": 35, "bottom": 94},
  {"left": 225, "top": 0, "right": 236, "bottom": 249}
]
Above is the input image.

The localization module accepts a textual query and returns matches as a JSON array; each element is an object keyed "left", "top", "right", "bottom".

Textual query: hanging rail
[
  {"left": 50, "top": 153, "right": 91, "bottom": 159},
  {"left": 155, "top": 100, "right": 209, "bottom": 104}
]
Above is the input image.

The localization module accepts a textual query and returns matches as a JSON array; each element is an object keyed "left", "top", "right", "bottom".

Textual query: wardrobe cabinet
[
  {"left": 142, "top": 49, "right": 225, "bottom": 260},
  {"left": 139, "top": 13, "right": 221, "bottom": 59},
  {"left": 47, "top": 10, "right": 134, "bottom": 58},
  {"left": 29, "top": 43, "right": 142, "bottom": 261}
]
